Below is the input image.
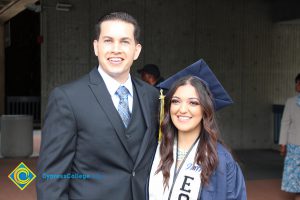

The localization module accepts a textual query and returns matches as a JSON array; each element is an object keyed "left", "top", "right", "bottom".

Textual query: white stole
[{"left": 149, "top": 139, "right": 202, "bottom": 200}]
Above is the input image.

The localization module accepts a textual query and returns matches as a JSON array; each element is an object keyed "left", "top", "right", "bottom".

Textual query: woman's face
[{"left": 170, "top": 84, "right": 203, "bottom": 135}]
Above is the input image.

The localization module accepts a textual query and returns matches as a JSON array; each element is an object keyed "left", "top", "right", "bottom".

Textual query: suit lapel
[
  {"left": 132, "top": 78, "right": 152, "bottom": 168},
  {"left": 88, "top": 68, "right": 131, "bottom": 157}
]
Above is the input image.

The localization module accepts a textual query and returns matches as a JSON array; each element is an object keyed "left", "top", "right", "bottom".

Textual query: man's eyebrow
[{"left": 120, "top": 37, "right": 132, "bottom": 41}]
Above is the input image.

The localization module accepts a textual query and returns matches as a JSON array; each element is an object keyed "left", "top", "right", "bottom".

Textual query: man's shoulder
[
  {"left": 51, "top": 70, "right": 91, "bottom": 96},
  {"left": 133, "top": 77, "right": 159, "bottom": 95},
  {"left": 62, "top": 74, "right": 89, "bottom": 88}
]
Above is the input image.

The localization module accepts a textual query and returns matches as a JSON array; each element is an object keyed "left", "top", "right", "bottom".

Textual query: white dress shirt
[{"left": 98, "top": 66, "right": 133, "bottom": 113}]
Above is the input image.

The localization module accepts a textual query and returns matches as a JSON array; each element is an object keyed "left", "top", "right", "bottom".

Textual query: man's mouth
[{"left": 108, "top": 57, "right": 123, "bottom": 64}]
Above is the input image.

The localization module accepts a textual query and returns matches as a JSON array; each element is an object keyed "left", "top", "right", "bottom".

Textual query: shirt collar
[{"left": 97, "top": 65, "right": 133, "bottom": 97}]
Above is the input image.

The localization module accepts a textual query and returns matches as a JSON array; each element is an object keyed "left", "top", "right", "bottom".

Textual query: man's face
[
  {"left": 296, "top": 80, "right": 300, "bottom": 93},
  {"left": 93, "top": 20, "right": 142, "bottom": 83},
  {"left": 141, "top": 72, "right": 153, "bottom": 85}
]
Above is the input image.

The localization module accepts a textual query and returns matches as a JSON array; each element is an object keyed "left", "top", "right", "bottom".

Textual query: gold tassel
[{"left": 159, "top": 89, "right": 165, "bottom": 141}]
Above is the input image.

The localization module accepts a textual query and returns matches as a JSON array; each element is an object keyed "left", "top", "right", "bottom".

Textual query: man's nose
[{"left": 112, "top": 42, "right": 121, "bottom": 52}]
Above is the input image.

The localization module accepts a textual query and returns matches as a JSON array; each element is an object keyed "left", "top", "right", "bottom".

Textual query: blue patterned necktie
[{"left": 116, "top": 86, "right": 131, "bottom": 128}]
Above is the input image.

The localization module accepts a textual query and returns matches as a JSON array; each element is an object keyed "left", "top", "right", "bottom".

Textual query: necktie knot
[{"left": 116, "top": 86, "right": 129, "bottom": 100}]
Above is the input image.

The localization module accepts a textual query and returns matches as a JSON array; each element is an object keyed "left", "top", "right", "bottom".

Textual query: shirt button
[
  {"left": 132, "top": 171, "right": 135, "bottom": 176},
  {"left": 126, "top": 134, "right": 131, "bottom": 139}
]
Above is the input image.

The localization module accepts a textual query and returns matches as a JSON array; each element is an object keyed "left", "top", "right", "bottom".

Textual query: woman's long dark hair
[{"left": 156, "top": 76, "right": 220, "bottom": 188}]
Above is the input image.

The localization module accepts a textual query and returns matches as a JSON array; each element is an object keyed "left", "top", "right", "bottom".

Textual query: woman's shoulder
[
  {"left": 216, "top": 143, "right": 232, "bottom": 156},
  {"left": 216, "top": 142, "right": 236, "bottom": 166},
  {"left": 205, "top": 143, "right": 247, "bottom": 200}
]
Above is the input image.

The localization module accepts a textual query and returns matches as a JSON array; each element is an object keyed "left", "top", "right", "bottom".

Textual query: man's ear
[
  {"left": 93, "top": 40, "right": 99, "bottom": 56},
  {"left": 134, "top": 43, "right": 142, "bottom": 60}
]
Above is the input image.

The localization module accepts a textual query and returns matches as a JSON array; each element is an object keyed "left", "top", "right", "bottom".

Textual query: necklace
[{"left": 177, "top": 148, "right": 188, "bottom": 161}]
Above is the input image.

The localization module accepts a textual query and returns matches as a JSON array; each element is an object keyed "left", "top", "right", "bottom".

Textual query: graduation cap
[
  {"left": 157, "top": 59, "right": 233, "bottom": 110},
  {"left": 156, "top": 59, "right": 233, "bottom": 140}
]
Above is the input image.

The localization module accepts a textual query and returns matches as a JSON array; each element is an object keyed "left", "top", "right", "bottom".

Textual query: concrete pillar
[
  {"left": 0, "top": 25, "right": 4, "bottom": 115},
  {"left": 1, "top": 115, "right": 33, "bottom": 157}
]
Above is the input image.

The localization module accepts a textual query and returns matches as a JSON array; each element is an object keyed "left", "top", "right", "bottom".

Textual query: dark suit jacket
[{"left": 37, "top": 67, "right": 159, "bottom": 200}]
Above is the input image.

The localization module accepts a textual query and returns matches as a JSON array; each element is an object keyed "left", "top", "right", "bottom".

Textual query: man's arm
[{"left": 36, "top": 87, "right": 77, "bottom": 200}]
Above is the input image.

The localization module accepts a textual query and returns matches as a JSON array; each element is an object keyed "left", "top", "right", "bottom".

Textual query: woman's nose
[{"left": 179, "top": 103, "right": 188, "bottom": 113}]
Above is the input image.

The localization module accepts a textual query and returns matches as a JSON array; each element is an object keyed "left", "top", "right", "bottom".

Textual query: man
[
  {"left": 37, "top": 12, "right": 159, "bottom": 200},
  {"left": 137, "top": 64, "right": 164, "bottom": 86},
  {"left": 279, "top": 73, "right": 300, "bottom": 200}
]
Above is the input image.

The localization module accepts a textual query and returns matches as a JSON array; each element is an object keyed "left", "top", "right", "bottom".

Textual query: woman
[
  {"left": 148, "top": 76, "right": 246, "bottom": 200},
  {"left": 279, "top": 73, "right": 300, "bottom": 200}
]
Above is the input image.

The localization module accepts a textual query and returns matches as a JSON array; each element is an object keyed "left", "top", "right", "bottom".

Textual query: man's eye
[{"left": 104, "top": 39, "right": 112, "bottom": 43}]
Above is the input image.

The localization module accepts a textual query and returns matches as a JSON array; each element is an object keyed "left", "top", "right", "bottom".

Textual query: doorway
[{"left": 4, "top": 8, "right": 41, "bottom": 127}]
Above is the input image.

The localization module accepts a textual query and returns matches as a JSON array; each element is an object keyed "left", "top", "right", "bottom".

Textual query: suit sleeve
[
  {"left": 36, "top": 87, "right": 77, "bottom": 200},
  {"left": 279, "top": 99, "right": 291, "bottom": 145},
  {"left": 226, "top": 154, "right": 247, "bottom": 200}
]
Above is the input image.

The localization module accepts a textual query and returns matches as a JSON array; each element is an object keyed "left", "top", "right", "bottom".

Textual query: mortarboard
[
  {"left": 157, "top": 59, "right": 233, "bottom": 111},
  {"left": 156, "top": 59, "right": 233, "bottom": 141}
]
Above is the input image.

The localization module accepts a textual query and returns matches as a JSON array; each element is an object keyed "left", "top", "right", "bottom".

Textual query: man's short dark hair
[
  {"left": 295, "top": 73, "right": 300, "bottom": 83},
  {"left": 95, "top": 11, "right": 140, "bottom": 42}
]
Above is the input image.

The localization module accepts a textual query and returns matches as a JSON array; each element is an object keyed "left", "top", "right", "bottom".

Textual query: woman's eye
[
  {"left": 190, "top": 101, "right": 200, "bottom": 106},
  {"left": 171, "top": 99, "right": 180, "bottom": 104}
]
